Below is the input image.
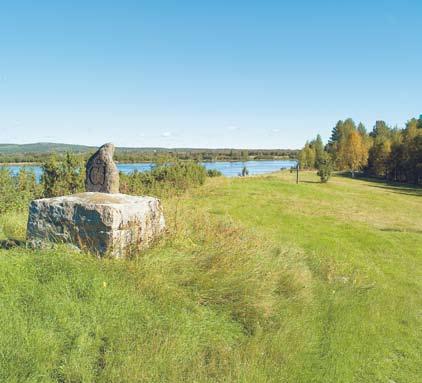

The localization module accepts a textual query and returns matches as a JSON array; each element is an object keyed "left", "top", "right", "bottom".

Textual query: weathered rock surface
[
  {"left": 85, "top": 143, "right": 119, "bottom": 193},
  {"left": 27, "top": 192, "right": 165, "bottom": 257}
]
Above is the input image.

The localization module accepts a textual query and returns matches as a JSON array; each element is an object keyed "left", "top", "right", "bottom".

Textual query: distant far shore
[{"left": 0, "top": 158, "right": 296, "bottom": 166}]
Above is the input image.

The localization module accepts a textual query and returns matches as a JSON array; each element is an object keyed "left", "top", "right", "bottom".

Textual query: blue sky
[{"left": 1, "top": 0, "right": 421, "bottom": 148}]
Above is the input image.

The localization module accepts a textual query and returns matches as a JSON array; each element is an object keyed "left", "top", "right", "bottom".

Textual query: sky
[{"left": 1, "top": 0, "right": 421, "bottom": 149}]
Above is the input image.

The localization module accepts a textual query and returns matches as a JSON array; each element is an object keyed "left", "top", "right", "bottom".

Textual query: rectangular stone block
[{"left": 27, "top": 192, "right": 165, "bottom": 258}]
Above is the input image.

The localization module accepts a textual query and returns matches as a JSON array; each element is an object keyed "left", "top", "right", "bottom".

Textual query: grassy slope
[{"left": 0, "top": 172, "right": 421, "bottom": 382}]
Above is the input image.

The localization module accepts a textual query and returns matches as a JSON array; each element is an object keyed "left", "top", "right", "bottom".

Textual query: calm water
[{"left": 2, "top": 160, "right": 297, "bottom": 180}]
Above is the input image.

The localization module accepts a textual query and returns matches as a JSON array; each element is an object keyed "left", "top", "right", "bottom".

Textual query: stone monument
[
  {"left": 85, "top": 143, "right": 119, "bottom": 193},
  {"left": 27, "top": 143, "right": 165, "bottom": 257}
]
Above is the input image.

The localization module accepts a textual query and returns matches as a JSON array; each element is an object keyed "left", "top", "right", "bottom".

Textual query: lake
[{"left": 2, "top": 160, "right": 297, "bottom": 180}]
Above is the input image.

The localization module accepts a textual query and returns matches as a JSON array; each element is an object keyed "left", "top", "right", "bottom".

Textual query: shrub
[
  {"left": 316, "top": 153, "right": 333, "bottom": 183},
  {"left": 207, "top": 169, "right": 223, "bottom": 177},
  {"left": 41, "top": 153, "right": 85, "bottom": 197},
  {"left": 120, "top": 161, "right": 207, "bottom": 197},
  {"left": 0, "top": 168, "right": 40, "bottom": 214},
  {"left": 0, "top": 212, "right": 27, "bottom": 240}
]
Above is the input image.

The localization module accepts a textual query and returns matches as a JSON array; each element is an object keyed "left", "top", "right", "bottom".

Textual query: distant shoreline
[{"left": 0, "top": 159, "right": 296, "bottom": 166}]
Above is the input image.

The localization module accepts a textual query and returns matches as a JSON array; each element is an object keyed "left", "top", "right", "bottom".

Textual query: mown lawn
[{"left": 0, "top": 171, "right": 421, "bottom": 382}]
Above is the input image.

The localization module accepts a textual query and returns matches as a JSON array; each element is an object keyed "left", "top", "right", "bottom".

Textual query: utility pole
[{"left": 296, "top": 162, "right": 299, "bottom": 184}]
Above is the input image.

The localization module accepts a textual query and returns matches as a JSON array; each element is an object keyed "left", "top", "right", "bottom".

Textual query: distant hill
[
  {"left": 0, "top": 143, "right": 95, "bottom": 154},
  {"left": 0, "top": 143, "right": 191, "bottom": 154}
]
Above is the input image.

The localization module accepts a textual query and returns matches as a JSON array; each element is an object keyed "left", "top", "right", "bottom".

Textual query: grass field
[{"left": 0, "top": 171, "right": 421, "bottom": 382}]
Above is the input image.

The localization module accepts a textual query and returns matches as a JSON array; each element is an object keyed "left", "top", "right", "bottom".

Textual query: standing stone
[{"left": 86, "top": 143, "right": 119, "bottom": 193}]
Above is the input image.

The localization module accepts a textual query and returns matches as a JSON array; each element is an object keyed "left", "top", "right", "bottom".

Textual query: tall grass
[
  {"left": 0, "top": 190, "right": 309, "bottom": 382},
  {"left": 0, "top": 171, "right": 421, "bottom": 382}
]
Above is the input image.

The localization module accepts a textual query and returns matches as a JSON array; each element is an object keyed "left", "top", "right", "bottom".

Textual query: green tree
[
  {"left": 370, "top": 120, "right": 391, "bottom": 140},
  {"left": 313, "top": 134, "right": 324, "bottom": 164},
  {"left": 357, "top": 122, "right": 367, "bottom": 136},
  {"left": 399, "top": 118, "right": 422, "bottom": 184},
  {"left": 316, "top": 152, "right": 333, "bottom": 183},
  {"left": 329, "top": 120, "right": 343, "bottom": 145},
  {"left": 368, "top": 140, "right": 391, "bottom": 177},
  {"left": 298, "top": 142, "right": 316, "bottom": 169},
  {"left": 329, "top": 118, "right": 359, "bottom": 169}
]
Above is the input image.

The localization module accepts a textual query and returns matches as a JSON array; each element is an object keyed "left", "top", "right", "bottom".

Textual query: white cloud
[
  {"left": 271, "top": 128, "right": 280, "bottom": 133},
  {"left": 161, "top": 131, "right": 172, "bottom": 137},
  {"left": 226, "top": 125, "right": 239, "bottom": 131}
]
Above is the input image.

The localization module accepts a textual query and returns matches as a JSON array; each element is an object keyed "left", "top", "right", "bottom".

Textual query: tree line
[
  {"left": 299, "top": 117, "right": 422, "bottom": 184},
  {"left": 0, "top": 148, "right": 298, "bottom": 164}
]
